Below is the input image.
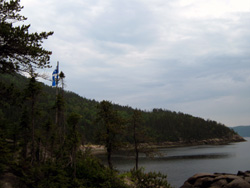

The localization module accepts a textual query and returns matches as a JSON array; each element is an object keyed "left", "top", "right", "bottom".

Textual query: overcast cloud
[{"left": 21, "top": 0, "right": 250, "bottom": 127}]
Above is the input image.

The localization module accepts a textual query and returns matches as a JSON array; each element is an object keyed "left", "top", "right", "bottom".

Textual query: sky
[{"left": 20, "top": 0, "right": 250, "bottom": 127}]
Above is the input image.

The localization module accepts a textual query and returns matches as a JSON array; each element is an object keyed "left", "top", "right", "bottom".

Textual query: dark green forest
[
  {"left": 0, "top": 73, "right": 240, "bottom": 187},
  {"left": 0, "top": 73, "right": 238, "bottom": 145}
]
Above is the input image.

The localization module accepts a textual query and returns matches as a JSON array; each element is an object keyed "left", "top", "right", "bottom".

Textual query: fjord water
[{"left": 99, "top": 137, "right": 250, "bottom": 187}]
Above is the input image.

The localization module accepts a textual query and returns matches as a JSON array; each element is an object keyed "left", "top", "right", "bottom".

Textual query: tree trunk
[
  {"left": 31, "top": 99, "right": 35, "bottom": 164},
  {"left": 107, "top": 146, "right": 113, "bottom": 169},
  {"left": 107, "top": 127, "right": 113, "bottom": 169},
  {"left": 134, "top": 123, "right": 139, "bottom": 170}
]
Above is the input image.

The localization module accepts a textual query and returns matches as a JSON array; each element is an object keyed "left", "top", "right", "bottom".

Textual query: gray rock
[
  {"left": 181, "top": 171, "right": 250, "bottom": 188},
  {"left": 194, "top": 177, "right": 215, "bottom": 187},
  {"left": 186, "top": 173, "right": 215, "bottom": 184},
  {"left": 224, "top": 179, "right": 250, "bottom": 188},
  {"left": 180, "top": 181, "right": 193, "bottom": 188},
  {"left": 244, "top": 177, "right": 250, "bottom": 183},
  {"left": 210, "top": 179, "right": 228, "bottom": 187},
  {"left": 214, "top": 174, "right": 242, "bottom": 182}
]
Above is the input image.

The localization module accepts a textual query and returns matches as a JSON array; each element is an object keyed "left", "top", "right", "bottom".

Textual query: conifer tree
[
  {"left": 19, "top": 107, "right": 30, "bottom": 160},
  {"left": 66, "top": 112, "right": 81, "bottom": 178},
  {"left": 0, "top": 111, "right": 11, "bottom": 174},
  {"left": 131, "top": 109, "right": 142, "bottom": 170},
  {"left": 0, "top": 0, "right": 53, "bottom": 74},
  {"left": 96, "top": 100, "right": 125, "bottom": 169},
  {"left": 24, "top": 76, "right": 42, "bottom": 163},
  {"left": 58, "top": 71, "right": 66, "bottom": 142},
  {"left": 129, "top": 109, "right": 155, "bottom": 170}
]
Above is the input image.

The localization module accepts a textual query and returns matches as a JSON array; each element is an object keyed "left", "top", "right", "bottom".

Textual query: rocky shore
[
  {"left": 181, "top": 171, "right": 250, "bottom": 188},
  {"left": 84, "top": 134, "right": 245, "bottom": 155},
  {"left": 144, "top": 134, "right": 246, "bottom": 149}
]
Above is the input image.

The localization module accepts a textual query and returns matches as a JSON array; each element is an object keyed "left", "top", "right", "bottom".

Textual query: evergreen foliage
[
  {"left": 0, "top": 0, "right": 53, "bottom": 74},
  {"left": 128, "top": 109, "right": 154, "bottom": 170},
  {"left": 0, "top": 73, "right": 239, "bottom": 187},
  {"left": 12, "top": 153, "right": 128, "bottom": 188},
  {"left": 0, "top": 73, "right": 237, "bottom": 146},
  {"left": 130, "top": 168, "right": 173, "bottom": 188},
  {"left": 96, "top": 100, "right": 126, "bottom": 169},
  {"left": 0, "top": 73, "right": 131, "bottom": 187}
]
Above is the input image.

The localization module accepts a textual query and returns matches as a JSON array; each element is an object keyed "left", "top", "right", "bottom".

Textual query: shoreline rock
[
  {"left": 181, "top": 171, "right": 250, "bottom": 188},
  {"left": 80, "top": 144, "right": 106, "bottom": 155},
  {"left": 85, "top": 135, "right": 246, "bottom": 155},
  {"left": 151, "top": 135, "right": 246, "bottom": 149}
]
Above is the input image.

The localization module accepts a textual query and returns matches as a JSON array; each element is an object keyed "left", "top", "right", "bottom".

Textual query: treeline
[
  {"left": 0, "top": 1, "right": 174, "bottom": 186},
  {"left": 0, "top": 73, "right": 238, "bottom": 188},
  {"left": 0, "top": 73, "right": 237, "bottom": 145},
  {"left": 0, "top": 73, "right": 131, "bottom": 187},
  {"left": 0, "top": 73, "right": 176, "bottom": 187},
  {"left": 144, "top": 109, "right": 236, "bottom": 142},
  {"left": 0, "top": 73, "right": 238, "bottom": 171}
]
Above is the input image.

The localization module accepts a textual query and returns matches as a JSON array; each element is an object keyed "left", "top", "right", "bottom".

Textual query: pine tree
[
  {"left": 129, "top": 109, "right": 155, "bottom": 170},
  {"left": 23, "top": 76, "right": 42, "bottom": 163},
  {"left": 96, "top": 100, "right": 125, "bottom": 169},
  {"left": 0, "top": 0, "right": 53, "bottom": 74},
  {"left": 66, "top": 112, "right": 81, "bottom": 178}
]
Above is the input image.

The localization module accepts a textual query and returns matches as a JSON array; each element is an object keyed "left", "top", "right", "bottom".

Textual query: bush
[
  {"left": 130, "top": 168, "right": 173, "bottom": 188},
  {"left": 73, "top": 154, "right": 129, "bottom": 188},
  {"left": 17, "top": 162, "right": 70, "bottom": 188}
]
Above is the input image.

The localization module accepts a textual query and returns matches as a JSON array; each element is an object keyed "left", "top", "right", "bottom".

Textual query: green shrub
[
  {"left": 10, "top": 152, "right": 129, "bottom": 188},
  {"left": 130, "top": 168, "right": 173, "bottom": 188},
  {"left": 18, "top": 162, "right": 70, "bottom": 188},
  {"left": 73, "top": 154, "right": 129, "bottom": 188}
]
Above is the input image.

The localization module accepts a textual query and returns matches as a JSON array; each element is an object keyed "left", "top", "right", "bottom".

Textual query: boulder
[{"left": 180, "top": 171, "right": 250, "bottom": 188}]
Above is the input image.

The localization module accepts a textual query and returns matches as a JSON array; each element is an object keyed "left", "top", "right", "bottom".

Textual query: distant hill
[
  {"left": 0, "top": 73, "right": 244, "bottom": 144},
  {"left": 231, "top": 126, "right": 250, "bottom": 137}
]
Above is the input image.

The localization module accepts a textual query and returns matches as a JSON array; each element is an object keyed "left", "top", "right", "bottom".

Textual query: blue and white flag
[{"left": 52, "top": 68, "right": 58, "bottom": 87}]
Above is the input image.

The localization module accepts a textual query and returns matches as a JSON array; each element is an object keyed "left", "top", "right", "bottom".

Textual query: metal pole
[{"left": 55, "top": 61, "right": 59, "bottom": 125}]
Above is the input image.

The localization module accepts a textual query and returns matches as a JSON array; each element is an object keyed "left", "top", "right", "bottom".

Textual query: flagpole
[
  {"left": 56, "top": 61, "right": 59, "bottom": 94},
  {"left": 55, "top": 61, "right": 59, "bottom": 126}
]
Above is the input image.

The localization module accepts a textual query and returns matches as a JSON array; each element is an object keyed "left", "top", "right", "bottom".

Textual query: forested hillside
[
  {"left": 0, "top": 73, "right": 240, "bottom": 144},
  {"left": 0, "top": 73, "right": 244, "bottom": 187},
  {"left": 0, "top": 1, "right": 173, "bottom": 186}
]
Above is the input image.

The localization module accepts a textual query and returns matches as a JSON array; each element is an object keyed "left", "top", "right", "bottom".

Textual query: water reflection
[
  {"left": 153, "top": 153, "right": 232, "bottom": 160},
  {"left": 96, "top": 138, "right": 250, "bottom": 187},
  {"left": 99, "top": 148, "right": 232, "bottom": 161}
]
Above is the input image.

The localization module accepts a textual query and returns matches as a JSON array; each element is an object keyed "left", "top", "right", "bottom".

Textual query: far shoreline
[{"left": 82, "top": 135, "right": 246, "bottom": 155}]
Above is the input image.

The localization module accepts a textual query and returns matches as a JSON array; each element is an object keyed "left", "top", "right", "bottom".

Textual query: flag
[{"left": 52, "top": 67, "right": 58, "bottom": 87}]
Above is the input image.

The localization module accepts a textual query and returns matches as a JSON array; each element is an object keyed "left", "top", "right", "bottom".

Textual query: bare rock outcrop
[{"left": 181, "top": 171, "right": 250, "bottom": 188}]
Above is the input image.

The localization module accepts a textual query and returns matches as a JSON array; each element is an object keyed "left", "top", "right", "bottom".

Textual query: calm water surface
[{"left": 98, "top": 137, "right": 250, "bottom": 188}]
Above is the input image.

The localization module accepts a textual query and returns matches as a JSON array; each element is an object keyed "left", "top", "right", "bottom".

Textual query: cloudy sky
[{"left": 21, "top": 0, "right": 250, "bottom": 127}]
